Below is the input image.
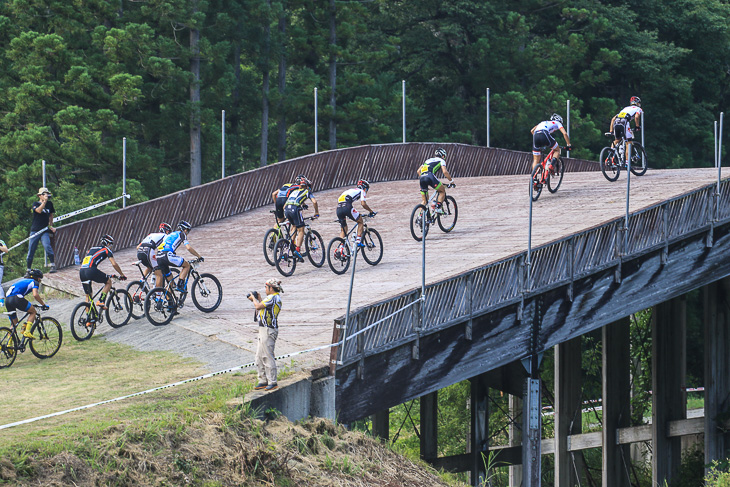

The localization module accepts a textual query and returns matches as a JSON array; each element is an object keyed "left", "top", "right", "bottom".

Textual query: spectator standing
[
  {"left": 248, "top": 278, "right": 283, "bottom": 391},
  {"left": 0, "top": 237, "right": 8, "bottom": 308},
  {"left": 27, "top": 187, "right": 56, "bottom": 274}
]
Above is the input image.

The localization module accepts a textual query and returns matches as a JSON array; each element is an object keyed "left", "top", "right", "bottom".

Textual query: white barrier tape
[
  {"left": 3, "top": 194, "right": 130, "bottom": 254},
  {"left": 343, "top": 296, "right": 424, "bottom": 342}
]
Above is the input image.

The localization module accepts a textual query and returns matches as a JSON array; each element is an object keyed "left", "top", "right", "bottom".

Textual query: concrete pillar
[
  {"left": 704, "top": 278, "right": 730, "bottom": 469},
  {"left": 371, "top": 409, "right": 389, "bottom": 442},
  {"left": 652, "top": 296, "right": 686, "bottom": 485},
  {"left": 555, "top": 337, "right": 582, "bottom": 487},
  {"left": 602, "top": 317, "right": 631, "bottom": 487},
  {"left": 420, "top": 391, "right": 438, "bottom": 461},
  {"left": 509, "top": 394, "right": 523, "bottom": 487},
  {"left": 470, "top": 375, "right": 489, "bottom": 486}
]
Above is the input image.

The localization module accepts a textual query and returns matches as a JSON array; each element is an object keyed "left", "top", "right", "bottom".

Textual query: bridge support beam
[
  {"left": 523, "top": 376, "right": 541, "bottom": 487},
  {"left": 555, "top": 336, "right": 582, "bottom": 487},
  {"left": 371, "top": 409, "right": 389, "bottom": 442},
  {"left": 603, "top": 317, "right": 631, "bottom": 487},
  {"left": 420, "top": 391, "right": 438, "bottom": 461},
  {"left": 652, "top": 296, "right": 686, "bottom": 485},
  {"left": 470, "top": 374, "right": 489, "bottom": 486},
  {"left": 509, "top": 394, "right": 523, "bottom": 487},
  {"left": 704, "top": 277, "right": 730, "bottom": 469}
]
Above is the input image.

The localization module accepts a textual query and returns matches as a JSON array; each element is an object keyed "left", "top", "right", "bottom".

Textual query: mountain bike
[
  {"left": 326, "top": 213, "right": 383, "bottom": 275},
  {"left": 0, "top": 305, "right": 62, "bottom": 368},
  {"left": 263, "top": 211, "right": 295, "bottom": 266},
  {"left": 70, "top": 276, "right": 132, "bottom": 341},
  {"left": 409, "top": 183, "right": 457, "bottom": 242},
  {"left": 531, "top": 146, "right": 567, "bottom": 202},
  {"left": 599, "top": 133, "right": 648, "bottom": 182},
  {"left": 126, "top": 261, "right": 179, "bottom": 319},
  {"left": 143, "top": 259, "right": 222, "bottom": 326},
  {"left": 273, "top": 216, "right": 325, "bottom": 277}
]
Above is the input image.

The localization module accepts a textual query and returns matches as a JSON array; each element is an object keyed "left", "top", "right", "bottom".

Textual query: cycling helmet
[
  {"left": 298, "top": 176, "right": 312, "bottom": 188},
  {"left": 100, "top": 234, "right": 114, "bottom": 247},
  {"left": 28, "top": 268, "right": 43, "bottom": 280},
  {"left": 295, "top": 174, "right": 306, "bottom": 185},
  {"left": 630, "top": 96, "right": 641, "bottom": 107},
  {"left": 178, "top": 220, "right": 192, "bottom": 232},
  {"left": 159, "top": 222, "right": 172, "bottom": 234},
  {"left": 550, "top": 113, "right": 563, "bottom": 124},
  {"left": 435, "top": 148, "right": 447, "bottom": 159},
  {"left": 357, "top": 179, "right": 370, "bottom": 191}
]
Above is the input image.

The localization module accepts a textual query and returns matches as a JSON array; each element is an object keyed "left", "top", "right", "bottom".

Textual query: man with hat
[
  {"left": 27, "top": 187, "right": 56, "bottom": 274},
  {"left": 248, "top": 278, "right": 283, "bottom": 391}
]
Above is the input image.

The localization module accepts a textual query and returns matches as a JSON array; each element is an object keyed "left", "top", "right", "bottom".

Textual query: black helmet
[
  {"left": 550, "top": 113, "right": 563, "bottom": 124},
  {"left": 100, "top": 234, "right": 114, "bottom": 247},
  {"left": 178, "top": 220, "right": 192, "bottom": 232},
  {"left": 630, "top": 96, "right": 641, "bottom": 107},
  {"left": 159, "top": 222, "right": 172, "bottom": 234},
  {"left": 28, "top": 268, "right": 44, "bottom": 280},
  {"left": 435, "top": 148, "right": 447, "bottom": 159},
  {"left": 357, "top": 179, "right": 370, "bottom": 191}
]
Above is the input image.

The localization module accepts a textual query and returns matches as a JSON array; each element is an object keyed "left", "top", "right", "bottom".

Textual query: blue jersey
[
  {"left": 159, "top": 231, "right": 189, "bottom": 253},
  {"left": 7, "top": 279, "right": 39, "bottom": 298}
]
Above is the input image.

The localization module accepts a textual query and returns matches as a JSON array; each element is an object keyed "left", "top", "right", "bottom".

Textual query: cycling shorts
[
  {"left": 613, "top": 120, "right": 634, "bottom": 141},
  {"left": 137, "top": 248, "right": 159, "bottom": 271},
  {"left": 157, "top": 251, "right": 184, "bottom": 277},
  {"left": 274, "top": 196, "right": 288, "bottom": 220},
  {"left": 336, "top": 202, "right": 360, "bottom": 229},
  {"left": 532, "top": 129, "right": 558, "bottom": 156},
  {"left": 284, "top": 204, "right": 305, "bottom": 228},
  {"left": 419, "top": 172, "right": 441, "bottom": 193},
  {"left": 80, "top": 267, "right": 109, "bottom": 295},
  {"left": 5, "top": 295, "right": 31, "bottom": 320}
]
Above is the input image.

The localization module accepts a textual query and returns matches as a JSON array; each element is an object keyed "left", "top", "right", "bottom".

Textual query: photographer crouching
[{"left": 248, "top": 279, "right": 283, "bottom": 391}]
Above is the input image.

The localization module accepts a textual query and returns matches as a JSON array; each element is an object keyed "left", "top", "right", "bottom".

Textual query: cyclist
[
  {"left": 609, "top": 96, "right": 643, "bottom": 163},
  {"left": 283, "top": 176, "right": 320, "bottom": 261},
  {"left": 531, "top": 114, "right": 572, "bottom": 171},
  {"left": 5, "top": 269, "right": 47, "bottom": 339},
  {"left": 157, "top": 220, "right": 203, "bottom": 293},
  {"left": 418, "top": 147, "right": 455, "bottom": 214},
  {"left": 136, "top": 222, "right": 172, "bottom": 287},
  {"left": 336, "top": 179, "right": 375, "bottom": 252},
  {"left": 80, "top": 235, "right": 127, "bottom": 309},
  {"left": 271, "top": 176, "right": 303, "bottom": 226}
]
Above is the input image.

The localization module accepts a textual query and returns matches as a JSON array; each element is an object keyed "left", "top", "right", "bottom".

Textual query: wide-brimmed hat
[
  {"left": 265, "top": 279, "right": 283, "bottom": 293},
  {"left": 37, "top": 187, "right": 52, "bottom": 196}
]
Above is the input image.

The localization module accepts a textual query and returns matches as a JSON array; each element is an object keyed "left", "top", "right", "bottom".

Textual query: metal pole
[
  {"left": 718, "top": 113, "right": 724, "bottom": 220},
  {"left": 641, "top": 111, "right": 645, "bottom": 168},
  {"left": 122, "top": 137, "right": 127, "bottom": 208},
  {"left": 42, "top": 160, "right": 46, "bottom": 187},
  {"left": 527, "top": 176, "right": 533, "bottom": 287},
  {"left": 625, "top": 139, "right": 631, "bottom": 254},
  {"left": 486, "top": 88, "right": 490, "bottom": 148},
  {"left": 422, "top": 200, "right": 426, "bottom": 313},
  {"left": 402, "top": 80, "right": 406, "bottom": 143},
  {"left": 222, "top": 110, "right": 225, "bottom": 178},
  {"left": 566, "top": 99, "right": 570, "bottom": 158},
  {"left": 314, "top": 88, "right": 318, "bottom": 153},
  {"left": 340, "top": 238, "right": 359, "bottom": 365}
]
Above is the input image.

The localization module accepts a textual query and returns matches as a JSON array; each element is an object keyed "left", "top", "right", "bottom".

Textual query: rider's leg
[
  {"left": 436, "top": 184, "right": 446, "bottom": 205},
  {"left": 421, "top": 191, "right": 428, "bottom": 206},
  {"left": 296, "top": 227, "right": 305, "bottom": 249},
  {"left": 23, "top": 306, "right": 37, "bottom": 338},
  {"left": 625, "top": 141, "right": 632, "bottom": 164},
  {"left": 179, "top": 261, "right": 191, "bottom": 284},
  {"left": 532, "top": 152, "right": 541, "bottom": 170}
]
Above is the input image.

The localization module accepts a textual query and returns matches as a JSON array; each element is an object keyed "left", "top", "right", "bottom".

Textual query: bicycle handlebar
[
  {"left": 446, "top": 183, "right": 456, "bottom": 189},
  {"left": 38, "top": 304, "right": 49, "bottom": 311}
]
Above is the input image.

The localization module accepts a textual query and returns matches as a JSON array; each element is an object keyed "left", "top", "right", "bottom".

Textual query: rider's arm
[
  {"left": 559, "top": 127, "right": 571, "bottom": 146},
  {"left": 531, "top": 124, "right": 539, "bottom": 135},
  {"left": 108, "top": 257, "right": 126, "bottom": 279},
  {"left": 271, "top": 189, "right": 278, "bottom": 203},
  {"left": 634, "top": 112, "right": 641, "bottom": 129},
  {"left": 184, "top": 243, "right": 203, "bottom": 260},
  {"left": 31, "top": 288, "right": 46, "bottom": 307},
  {"left": 361, "top": 201, "right": 373, "bottom": 213},
  {"left": 442, "top": 167, "right": 454, "bottom": 182},
  {"left": 310, "top": 197, "right": 320, "bottom": 216},
  {"left": 609, "top": 116, "right": 616, "bottom": 132}
]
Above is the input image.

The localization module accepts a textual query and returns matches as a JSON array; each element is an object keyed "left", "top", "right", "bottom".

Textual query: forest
[{"left": 0, "top": 0, "right": 728, "bottom": 273}]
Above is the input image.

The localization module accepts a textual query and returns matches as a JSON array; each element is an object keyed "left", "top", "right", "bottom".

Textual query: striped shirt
[{"left": 258, "top": 293, "right": 282, "bottom": 328}]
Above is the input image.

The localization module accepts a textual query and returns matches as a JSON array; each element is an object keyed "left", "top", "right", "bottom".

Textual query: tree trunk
[
  {"left": 328, "top": 0, "right": 336, "bottom": 150},
  {"left": 189, "top": 1, "right": 202, "bottom": 187},
  {"left": 277, "top": 2, "right": 287, "bottom": 162},
  {"left": 260, "top": 0, "right": 271, "bottom": 167}
]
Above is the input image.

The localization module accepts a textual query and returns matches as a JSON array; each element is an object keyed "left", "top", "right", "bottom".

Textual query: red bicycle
[{"left": 531, "top": 146, "right": 568, "bottom": 201}]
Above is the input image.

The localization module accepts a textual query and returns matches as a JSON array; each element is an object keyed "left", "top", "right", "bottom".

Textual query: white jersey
[
  {"left": 534, "top": 120, "right": 563, "bottom": 134},
  {"left": 139, "top": 232, "right": 166, "bottom": 248},
  {"left": 337, "top": 188, "right": 367, "bottom": 204},
  {"left": 616, "top": 105, "right": 643, "bottom": 122}
]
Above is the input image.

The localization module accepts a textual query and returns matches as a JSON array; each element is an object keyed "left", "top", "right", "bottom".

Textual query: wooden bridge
[{"left": 41, "top": 143, "right": 729, "bottom": 486}]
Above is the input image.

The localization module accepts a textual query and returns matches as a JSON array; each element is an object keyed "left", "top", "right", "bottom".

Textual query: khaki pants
[{"left": 256, "top": 326, "right": 278, "bottom": 385}]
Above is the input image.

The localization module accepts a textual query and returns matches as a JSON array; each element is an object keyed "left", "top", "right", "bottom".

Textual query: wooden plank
[
  {"left": 618, "top": 424, "right": 652, "bottom": 444},
  {"left": 568, "top": 431, "right": 603, "bottom": 451},
  {"left": 668, "top": 417, "right": 704, "bottom": 437},
  {"left": 555, "top": 337, "right": 582, "bottom": 487},
  {"left": 420, "top": 391, "right": 437, "bottom": 461}
]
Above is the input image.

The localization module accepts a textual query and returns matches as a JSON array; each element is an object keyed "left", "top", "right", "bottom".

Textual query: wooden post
[
  {"left": 652, "top": 296, "right": 686, "bottom": 485},
  {"left": 555, "top": 337, "right": 582, "bottom": 487},
  {"left": 420, "top": 391, "right": 438, "bottom": 461},
  {"left": 509, "top": 394, "right": 523, "bottom": 487},
  {"left": 470, "top": 375, "right": 489, "bottom": 486},
  {"left": 704, "top": 278, "right": 730, "bottom": 470},
  {"left": 603, "top": 317, "right": 631, "bottom": 487},
  {"left": 371, "top": 409, "right": 390, "bottom": 442}
]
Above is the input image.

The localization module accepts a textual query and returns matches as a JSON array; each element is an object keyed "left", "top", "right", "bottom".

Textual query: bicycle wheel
[
  {"left": 0, "top": 327, "right": 17, "bottom": 368},
  {"left": 191, "top": 273, "right": 223, "bottom": 312},
  {"left": 263, "top": 228, "right": 278, "bottom": 266},
  {"left": 274, "top": 239, "right": 297, "bottom": 277},
  {"left": 360, "top": 228, "right": 383, "bottom": 266},
  {"left": 327, "top": 237, "right": 351, "bottom": 275},
  {"left": 29, "top": 317, "right": 62, "bottom": 359},
  {"left": 599, "top": 147, "right": 620, "bottom": 182},
  {"left": 410, "top": 205, "right": 430, "bottom": 242},
  {"left": 437, "top": 196, "right": 458, "bottom": 233},
  {"left": 70, "top": 302, "right": 95, "bottom": 341},
  {"left": 126, "top": 280, "right": 147, "bottom": 320},
  {"left": 106, "top": 289, "right": 132, "bottom": 328},
  {"left": 547, "top": 158, "right": 565, "bottom": 193},
  {"left": 305, "top": 230, "right": 326, "bottom": 267},
  {"left": 531, "top": 165, "right": 544, "bottom": 201},
  {"left": 144, "top": 287, "right": 176, "bottom": 326},
  {"left": 629, "top": 142, "right": 648, "bottom": 176}
]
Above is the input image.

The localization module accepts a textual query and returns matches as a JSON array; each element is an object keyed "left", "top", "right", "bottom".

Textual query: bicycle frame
[
  {"left": 337, "top": 216, "right": 374, "bottom": 251},
  {"left": 270, "top": 210, "right": 293, "bottom": 240},
  {"left": 3, "top": 311, "right": 40, "bottom": 351}
]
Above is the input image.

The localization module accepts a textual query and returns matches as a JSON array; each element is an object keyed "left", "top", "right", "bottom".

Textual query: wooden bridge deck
[{"left": 44, "top": 168, "right": 721, "bottom": 372}]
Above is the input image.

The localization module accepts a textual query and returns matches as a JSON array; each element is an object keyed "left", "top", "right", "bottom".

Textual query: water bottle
[{"left": 73, "top": 246, "right": 80, "bottom": 266}]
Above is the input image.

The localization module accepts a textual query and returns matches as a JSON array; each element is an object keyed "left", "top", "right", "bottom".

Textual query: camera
[{"left": 247, "top": 290, "right": 260, "bottom": 300}]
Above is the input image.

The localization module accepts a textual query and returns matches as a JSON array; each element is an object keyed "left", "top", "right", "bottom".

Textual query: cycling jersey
[
  {"left": 276, "top": 183, "right": 300, "bottom": 199},
  {"left": 258, "top": 293, "right": 282, "bottom": 328},
  {"left": 533, "top": 120, "right": 563, "bottom": 134},
  {"left": 418, "top": 157, "right": 447, "bottom": 176},
  {"left": 337, "top": 188, "right": 367, "bottom": 205},
  {"left": 7, "top": 279, "right": 38, "bottom": 298},
  {"left": 285, "top": 187, "right": 313, "bottom": 207},
  {"left": 159, "top": 231, "right": 189, "bottom": 254},
  {"left": 81, "top": 246, "right": 113, "bottom": 269},
  {"left": 616, "top": 105, "right": 643, "bottom": 123},
  {"left": 138, "top": 232, "right": 167, "bottom": 249}
]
